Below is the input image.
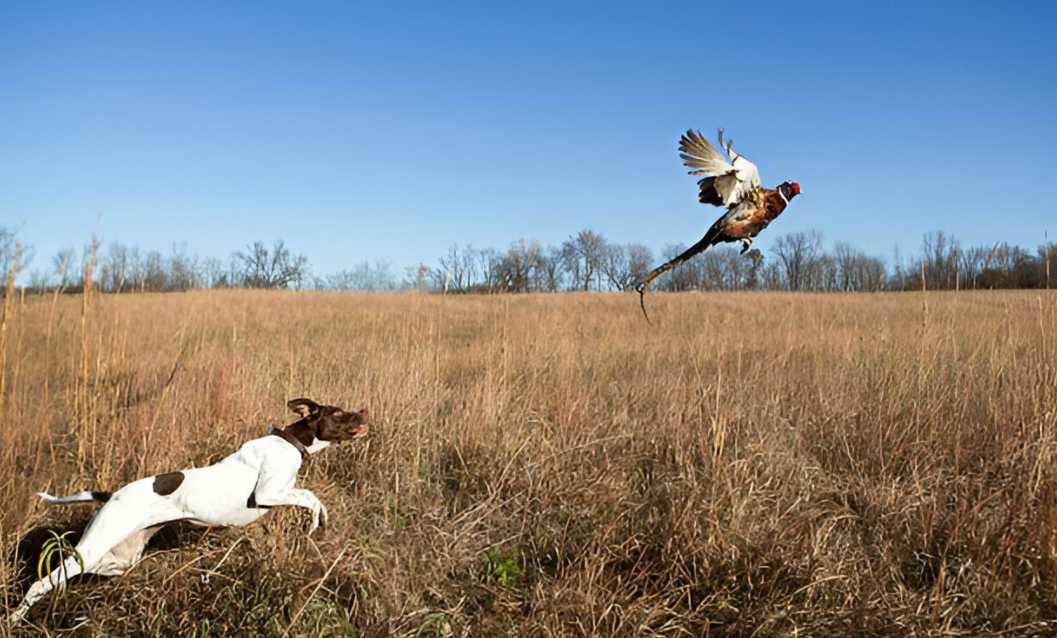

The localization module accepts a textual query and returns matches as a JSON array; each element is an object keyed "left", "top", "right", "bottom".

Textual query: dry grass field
[{"left": 1, "top": 289, "right": 1056, "bottom": 636}]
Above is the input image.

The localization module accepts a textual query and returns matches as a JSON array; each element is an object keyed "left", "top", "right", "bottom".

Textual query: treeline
[
  {"left": 11, "top": 238, "right": 313, "bottom": 293},
  {"left": 890, "top": 231, "right": 1054, "bottom": 291},
  {"left": 422, "top": 229, "right": 1055, "bottom": 293},
  {"left": 1, "top": 227, "right": 1054, "bottom": 295},
  {"left": 3, "top": 231, "right": 400, "bottom": 294}
]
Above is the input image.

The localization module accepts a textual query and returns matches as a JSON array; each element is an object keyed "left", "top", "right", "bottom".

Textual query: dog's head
[{"left": 287, "top": 398, "right": 369, "bottom": 443}]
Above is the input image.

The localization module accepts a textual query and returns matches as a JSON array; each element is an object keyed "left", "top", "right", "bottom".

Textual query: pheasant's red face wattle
[{"left": 791, "top": 182, "right": 800, "bottom": 195}]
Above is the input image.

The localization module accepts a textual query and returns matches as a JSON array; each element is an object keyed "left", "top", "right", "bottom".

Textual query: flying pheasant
[{"left": 636, "top": 129, "right": 800, "bottom": 321}]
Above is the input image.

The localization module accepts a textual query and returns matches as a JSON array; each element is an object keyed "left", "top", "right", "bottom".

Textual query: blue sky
[{"left": 3, "top": 1, "right": 1056, "bottom": 278}]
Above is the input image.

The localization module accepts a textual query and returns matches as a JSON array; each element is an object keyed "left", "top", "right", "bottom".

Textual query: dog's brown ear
[
  {"left": 357, "top": 407, "right": 369, "bottom": 423},
  {"left": 288, "top": 398, "right": 322, "bottom": 418}
]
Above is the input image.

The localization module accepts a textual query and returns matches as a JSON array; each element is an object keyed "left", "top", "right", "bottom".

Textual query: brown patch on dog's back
[{"left": 153, "top": 471, "right": 185, "bottom": 496}]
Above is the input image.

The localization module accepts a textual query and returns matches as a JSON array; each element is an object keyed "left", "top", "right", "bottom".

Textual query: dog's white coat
[{"left": 8, "top": 431, "right": 333, "bottom": 623}]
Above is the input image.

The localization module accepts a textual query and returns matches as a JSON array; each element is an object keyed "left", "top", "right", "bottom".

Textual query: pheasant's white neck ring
[{"left": 778, "top": 188, "right": 789, "bottom": 205}]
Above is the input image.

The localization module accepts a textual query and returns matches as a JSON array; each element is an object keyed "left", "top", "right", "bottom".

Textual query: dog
[{"left": 7, "top": 398, "right": 368, "bottom": 624}]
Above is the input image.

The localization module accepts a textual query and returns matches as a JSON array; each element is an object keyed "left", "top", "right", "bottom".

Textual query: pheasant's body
[
  {"left": 636, "top": 129, "right": 800, "bottom": 321},
  {"left": 710, "top": 188, "right": 788, "bottom": 242}
]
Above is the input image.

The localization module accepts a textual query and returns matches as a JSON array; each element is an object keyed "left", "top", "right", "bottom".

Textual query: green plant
[
  {"left": 37, "top": 530, "right": 85, "bottom": 587},
  {"left": 482, "top": 547, "right": 522, "bottom": 589}
]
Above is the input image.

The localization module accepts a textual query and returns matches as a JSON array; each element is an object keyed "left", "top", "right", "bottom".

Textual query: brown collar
[{"left": 270, "top": 426, "right": 310, "bottom": 462}]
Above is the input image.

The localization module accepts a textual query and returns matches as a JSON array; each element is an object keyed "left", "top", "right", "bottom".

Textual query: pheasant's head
[{"left": 778, "top": 181, "right": 801, "bottom": 202}]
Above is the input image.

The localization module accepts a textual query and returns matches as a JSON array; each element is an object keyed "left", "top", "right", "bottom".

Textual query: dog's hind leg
[
  {"left": 8, "top": 550, "right": 93, "bottom": 624},
  {"left": 8, "top": 521, "right": 167, "bottom": 623},
  {"left": 8, "top": 493, "right": 182, "bottom": 623}
]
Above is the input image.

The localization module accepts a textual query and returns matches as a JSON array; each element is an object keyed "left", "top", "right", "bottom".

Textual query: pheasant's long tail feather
[{"left": 635, "top": 228, "right": 721, "bottom": 323}]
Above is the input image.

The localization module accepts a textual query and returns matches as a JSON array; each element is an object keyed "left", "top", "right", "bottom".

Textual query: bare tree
[
  {"left": 805, "top": 254, "right": 838, "bottom": 291},
  {"left": 559, "top": 242, "right": 583, "bottom": 291},
  {"left": 143, "top": 250, "right": 167, "bottom": 291},
  {"left": 598, "top": 243, "right": 653, "bottom": 292},
  {"left": 199, "top": 256, "right": 227, "bottom": 288},
  {"left": 404, "top": 263, "right": 432, "bottom": 293},
  {"left": 99, "top": 242, "right": 131, "bottom": 292},
  {"left": 471, "top": 247, "right": 501, "bottom": 293},
  {"left": 438, "top": 244, "right": 471, "bottom": 293},
  {"left": 0, "top": 228, "right": 33, "bottom": 285},
  {"left": 562, "top": 230, "right": 607, "bottom": 291},
  {"left": 743, "top": 249, "right": 764, "bottom": 289},
  {"left": 168, "top": 242, "right": 199, "bottom": 291},
  {"left": 538, "top": 245, "right": 564, "bottom": 292},
  {"left": 921, "top": 231, "right": 960, "bottom": 289},
  {"left": 850, "top": 256, "right": 884, "bottom": 292},
  {"left": 234, "top": 240, "right": 309, "bottom": 289},
  {"left": 772, "top": 230, "right": 823, "bottom": 291},
  {"left": 1041, "top": 240, "right": 1055, "bottom": 289},
  {"left": 699, "top": 250, "right": 728, "bottom": 290},
  {"left": 495, "top": 239, "right": 542, "bottom": 292},
  {"left": 834, "top": 242, "right": 858, "bottom": 292},
  {"left": 322, "top": 260, "right": 397, "bottom": 291},
  {"left": 52, "top": 247, "right": 77, "bottom": 290},
  {"left": 958, "top": 246, "right": 987, "bottom": 289}
]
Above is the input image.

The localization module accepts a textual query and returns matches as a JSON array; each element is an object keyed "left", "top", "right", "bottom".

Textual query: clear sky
[{"left": 3, "top": 1, "right": 1056, "bottom": 278}]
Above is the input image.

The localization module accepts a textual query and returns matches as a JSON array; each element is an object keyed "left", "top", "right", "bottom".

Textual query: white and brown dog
[{"left": 8, "top": 398, "right": 368, "bottom": 624}]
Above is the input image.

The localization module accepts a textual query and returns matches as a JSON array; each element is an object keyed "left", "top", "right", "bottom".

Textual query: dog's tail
[{"left": 38, "top": 490, "right": 111, "bottom": 505}]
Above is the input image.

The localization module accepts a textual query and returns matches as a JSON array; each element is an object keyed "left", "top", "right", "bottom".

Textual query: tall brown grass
[
  {"left": 1, "top": 289, "right": 1055, "bottom": 636},
  {"left": 0, "top": 243, "right": 20, "bottom": 418}
]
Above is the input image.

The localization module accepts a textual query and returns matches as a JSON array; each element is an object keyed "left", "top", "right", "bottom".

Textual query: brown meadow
[{"left": 1, "top": 289, "right": 1056, "bottom": 636}]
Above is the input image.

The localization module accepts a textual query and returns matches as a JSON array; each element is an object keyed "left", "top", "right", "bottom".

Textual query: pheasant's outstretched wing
[{"left": 679, "top": 129, "right": 761, "bottom": 206}]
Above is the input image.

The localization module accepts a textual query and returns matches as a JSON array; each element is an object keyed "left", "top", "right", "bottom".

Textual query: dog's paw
[
  {"left": 8, "top": 606, "right": 28, "bottom": 625},
  {"left": 309, "top": 507, "right": 329, "bottom": 536}
]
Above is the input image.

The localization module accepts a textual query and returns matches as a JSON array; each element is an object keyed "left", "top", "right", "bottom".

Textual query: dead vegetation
[{"left": 1, "top": 289, "right": 1056, "bottom": 636}]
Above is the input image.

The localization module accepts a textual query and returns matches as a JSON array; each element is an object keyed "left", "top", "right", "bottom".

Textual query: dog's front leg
[{"left": 253, "top": 488, "right": 329, "bottom": 534}]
